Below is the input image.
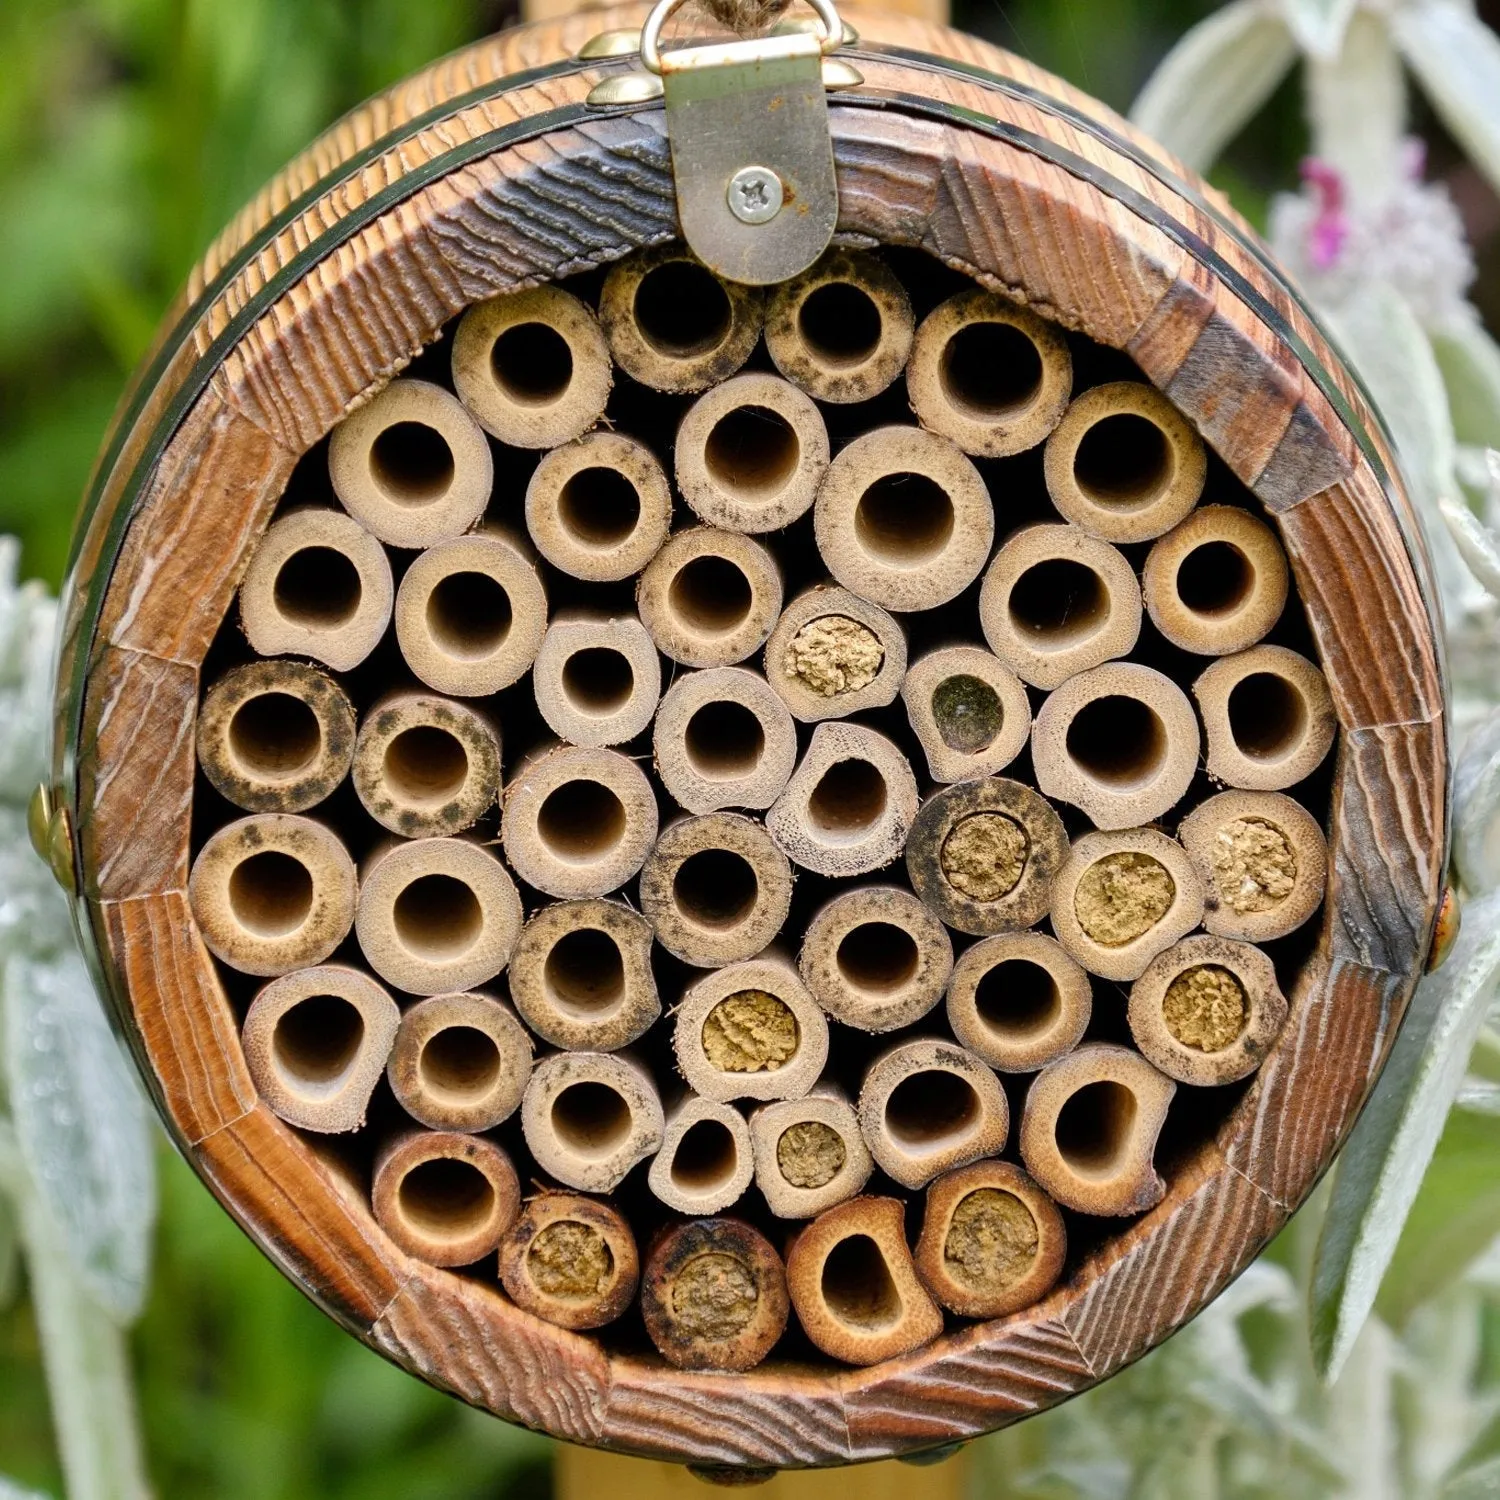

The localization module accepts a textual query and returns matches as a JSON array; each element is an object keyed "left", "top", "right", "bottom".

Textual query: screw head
[{"left": 726, "top": 165, "right": 784, "bottom": 226}]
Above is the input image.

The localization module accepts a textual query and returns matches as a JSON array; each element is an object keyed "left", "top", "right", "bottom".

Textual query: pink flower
[{"left": 1300, "top": 157, "right": 1350, "bottom": 270}]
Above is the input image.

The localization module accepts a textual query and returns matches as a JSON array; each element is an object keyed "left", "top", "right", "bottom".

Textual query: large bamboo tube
[
  {"left": 532, "top": 614, "right": 662, "bottom": 749},
  {"left": 371, "top": 1130, "right": 521, "bottom": 1268},
  {"left": 647, "top": 1093, "right": 756, "bottom": 1216},
  {"left": 497, "top": 1192, "right": 639, "bottom": 1331},
  {"left": 900, "top": 646, "right": 1030, "bottom": 784},
  {"left": 519, "top": 1050, "right": 664, "bottom": 1193},
  {"left": 749, "top": 1084, "right": 873, "bottom": 1220},
  {"left": 763, "top": 585, "right": 907, "bottom": 724}
]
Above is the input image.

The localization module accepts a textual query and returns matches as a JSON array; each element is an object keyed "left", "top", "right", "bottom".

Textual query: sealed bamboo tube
[
  {"left": 814, "top": 426, "right": 995, "bottom": 612},
  {"left": 520, "top": 1050, "right": 664, "bottom": 1193},
  {"left": 1019, "top": 1044, "right": 1176, "bottom": 1217},
  {"left": 189, "top": 813, "right": 356, "bottom": 977},
  {"left": 328, "top": 377, "right": 493, "bottom": 547},
  {"left": 238, "top": 508, "right": 394, "bottom": 672},
  {"left": 946, "top": 932, "right": 1091, "bottom": 1074},
  {"left": 386, "top": 991, "right": 534, "bottom": 1132},
  {"left": 749, "top": 1084, "right": 873, "bottom": 1219},
  {"left": 371, "top": 1130, "right": 521, "bottom": 1268},
  {"left": 354, "top": 836, "right": 523, "bottom": 996},
  {"left": 907, "top": 289, "right": 1073, "bottom": 457},
  {"left": 452, "top": 284, "right": 611, "bottom": 448},
  {"left": 637, "top": 812, "right": 794, "bottom": 969},
  {"left": 497, "top": 1192, "right": 639, "bottom": 1331},
  {"left": 1043, "top": 380, "right": 1207, "bottom": 543},
  {"left": 764, "top": 585, "right": 907, "bottom": 723},
  {"left": 647, "top": 1094, "right": 756, "bottom": 1216},
  {"left": 901, "top": 646, "right": 1030, "bottom": 784},
  {"left": 241, "top": 965, "right": 400, "bottom": 1133},
  {"left": 197, "top": 660, "right": 355, "bottom": 814},
  {"left": 640, "top": 1218, "right": 789, "bottom": 1372},
  {"left": 532, "top": 614, "right": 662, "bottom": 749}
]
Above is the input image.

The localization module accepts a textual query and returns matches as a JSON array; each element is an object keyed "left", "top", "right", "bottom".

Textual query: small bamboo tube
[
  {"left": 906, "top": 288, "right": 1074, "bottom": 458},
  {"left": 637, "top": 812, "right": 794, "bottom": 969},
  {"left": 636, "top": 527, "right": 783, "bottom": 669},
  {"left": 452, "top": 284, "right": 612, "bottom": 448},
  {"left": 647, "top": 1093, "right": 756, "bottom": 1216},
  {"left": 499, "top": 744, "right": 659, "bottom": 899},
  {"left": 749, "top": 1084, "right": 873, "bottom": 1220},
  {"left": 508, "top": 899, "right": 660, "bottom": 1052},
  {"left": 328, "top": 377, "right": 493, "bottom": 547},
  {"left": 386, "top": 991, "right": 534, "bottom": 1132},
  {"left": 798, "top": 885, "right": 953, "bottom": 1033},
  {"left": 241, "top": 965, "right": 400, "bottom": 1133},
  {"left": 652, "top": 666, "right": 798, "bottom": 815},
  {"left": 764, "top": 249, "right": 914, "bottom": 404},
  {"left": 598, "top": 243, "right": 763, "bottom": 394},
  {"left": 497, "top": 1191, "right": 639, "bottom": 1331},
  {"left": 785, "top": 1196, "right": 942, "bottom": 1366},
  {"left": 813, "top": 426, "right": 995, "bottom": 612},
  {"left": 945, "top": 931, "right": 1092, "bottom": 1074},
  {"left": 525, "top": 431, "right": 673, "bottom": 582},
  {"left": 978, "top": 523, "right": 1143, "bottom": 690},
  {"left": 763, "top": 584, "right": 908, "bottom": 724},
  {"left": 394, "top": 528, "right": 548, "bottom": 696},
  {"left": 1031, "top": 661, "right": 1201, "bottom": 830},
  {"left": 640, "top": 1218, "right": 790, "bottom": 1372},
  {"left": 519, "top": 1050, "right": 665, "bottom": 1193},
  {"left": 1142, "top": 505, "right": 1289, "bottom": 655},
  {"left": 856, "top": 1037, "right": 1009, "bottom": 1190},
  {"left": 351, "top": 690, "right": 501, "bottom": 838},
  {"left": 238, "top": 508, "right": 394, "bottom": 672},
  {"left": 913, "top": 1161, "right": 1067, "bottom": 1319},
  {"left": 189, "top": 813, "right": 356, "bottom": 977},
  {"left": 354, "top": 836, "right": 523, "bottom": 996},
  {"left": 901, "top": 646, "right": 1031, "bottom": 785},
  {"left": 766, "top": 721, "right": 919, "bottom": 879},
  {"left": 1043, "top": 380, "right": 1207, "bottom": 543},
  {"left": 197, "top": 660, "right": 356, "bottom": 813},
  {"left": 1019, "top": 1043, "right": 1176, "bottom": 1217},
  {"left": 673, "top": 956, "right": 829, "bottom": 1104},
  {"left": 371, "top": 1130, "right": 521, "bottom": 1268},
  {"left": 1050, "top": 827, "right": 1206, "bottom": 982},
  {"left": 905, "top": 777, "right": 1070, "bottom": 938},
  {"left": 1127, "top": 935, "right": 1288, "bottom": 1087},
  {"left": 532, "top": 614, "right": 662, "bottom": 749},
  {"left": 1178, "top": 789, "right": 1329, "bottom": 943},
  {"left": 1193, "top": 645, "right": 1337, "bottom": 791}
]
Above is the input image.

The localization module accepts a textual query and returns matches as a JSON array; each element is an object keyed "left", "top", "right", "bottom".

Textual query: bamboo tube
[
  {"left": 238, "top": 508, "right": 394, "bottom": 672},
  {"left": 813, "top": 426, "right": 995, "bottom": 612},
  {"left": 905, "top": 777, "right": 1070, "bottom": 938},
  {"left": 1142, "top": 505, "right": 1289, "bottom": 655},
  {"left": 1193, "top": 645, "right": 1337, "bottom": 792},
  {"left": 1127, "top": 935, "right": 1288, "bottom": 1087},
  {"left": 652, "top": 667, "right": 798, "bottom": 815},
  {"left": 636, "top": 527, "right": 783, "bottom": 669},
  {"left": 497, "top": 1191, "right": 639, "bottom": 1330},
  {"left": 1031, "top": 661, "right": 1201, "bottom": 830},
  {"left": 386, "top": 991, "right": 534, "bottom": 1132},
  {"left": 945, "top": 931, "right": 1092, "bottom": 1074},
  {"left": 372, "top": 1130, "right": 521, "bottom": 1268},
  {"left": 913, "top": 1160, "right": 1067, "bottom": 1319},
  {"left": 1043, "top": 380, "right": 1207, "bottom": 543},
  {"left": 798, "top": 885, "right": 953, "bottom": 1033},
  {"left": 197, "top": 660, "right": 356, "bottom": 813},
  {"left": 637, "top": 812, "right": 794, "bottom": 969},
  {"left": 647, "top": 1094, "right": 756, "bottom": 1216},
  {"left": 499, "top": 744, "right": 659, "bottom": 899},
  {"left": 906, "top": 289, "right": 1074, "bottom": 458},
  {"left": 354, "top": 836, "right": 523, "bottom": 996},
  {"left": 526, "top": 431, "right": 673, "bottom": 583},
  {"left": 764, "top": 249, "right": 914, "bottom": 404},
  {"left": 598, "top": 243, "right": 763, "bottom": 394},
  {"left": 1050, "top": 828, "right": 1205, "bottom": 982},
  {"left": 900, "top": 646, "right": 1031, "bottom": 785},
  {"left": 532, "top": 614, "right": 662, "bottom": 749},
  {"left": 1178, "top": 789, "right": 1328, "bottom": 943},
  {"left": 784, "top": 1196, "right": 942, "bottom": 1366},
  {"left": 452, "top": 285, "right": 612, "bottom": 448},
  {"left": 241, "top": 965, "right": 400, "bottom": 1133},
  {"left": 856, "top": 1037, "right": 1009, "bottom": 1190},
  {"left": 749, "top": 1084, "right": 873, "bottom": 1220},
  {"left": 189, "top": 813, "right": 356, "bottom": 977},
  {"left": 640, "top": 1218, "right": 790, "bottom": 1372},
  {"left": 766, "top": 721, "right": 919, "bottom": 878},
  {"left": 328, "top": 377, "right": 493, "bottom": 547},
  {"left": 394, "top": 528, "right": 548, "bottom": 696},
  {"left": 763, "top": 584, "right": 907, "bottom": 724},
  {"left": 1018, "top": 1043, "right": 1176, "bottom": 1217},
  {"left": 978, "top": 523, "right": 1143, "bottom": 690},
  {"left": 673, "top": 956, "right": 829, "bottom": 1104},
  {"left": 519, "top": 1050, "right": 665, "bottom": 1193},
  {"left": 351, "top": 690, "right": 501, "bottom": 838}
]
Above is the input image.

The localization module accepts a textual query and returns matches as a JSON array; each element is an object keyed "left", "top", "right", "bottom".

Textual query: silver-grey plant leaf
[{"left": 1453, "top": 704, "right": 1500, "bottom": 893}]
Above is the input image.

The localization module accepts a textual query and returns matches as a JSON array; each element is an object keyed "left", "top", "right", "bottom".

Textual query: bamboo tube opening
[
  {"left": 231, "top": 851, "right": 315, "bottom": 935},
  {"left": 521, "top": 1050, "right": 664, "bottom": 1192},
  {"left": 946, "top": 932, "right": 1092, "bottom": 1073},
  {"left": 674, "top": 849, "right": 758, "bottom": 931},
  {"left": 231, "top": 694, "right": 321, "bottom": 779},
  {"left": 649, "top": 1097, "right": 755, "bottom": 1216},
  {"left": 821, "top": 1234, "right": 901, "bottom": 1330},
  {"left": 400, "top": 1156, "right": 498, "bottom": 1240},
  {"left": 1075, "top": 416, "right": 1170, "bottom": 508},
  {"left": 1009, "top": 558, "right": 1108, "bottom": 645},
  {"left": 707, "top": 407, "right": 799, "bottom": 495},
  {"left": 427, "top": 571, "right": 513, "bottom": 659},
  {"left": 274, "top": 548, "right": 362, "bottom": 628},
  {"left": 1194, "top": 646, "right": 1336, "bottom": 791},
  {"left": 533, "top": 616, "right": 661, "bottom": 749},
  {"left": 562, "top": 648, "right": 634, "bottom": 716},
  {"left": 546, "top": 928, "right": 626, "bottom": 1016},
  {"left": 491, "top": 321, "right": 575, "bottom": 407},
  {"left": 671, "top": 556, "right": 754, "bottom": 636},
  {"left": 1066, "top": 695, "right": 1167, "bottom": 787},
  {"left": 808, "top": 759, "right": 887, "bottom": 837},
  {"left": 373, "top": 1132, "right": 520, "bottom": 1267},
  {"left": 885, "top": 1071, "right": 981, "bottom": 1149},
  {"left": 945, "top": 322, "right": 1041, "bottom": 413},
  {"left": 1226, "top": 673, "right": 1311, "bottom": 762},
  {"left": 855, "top": 473, "right": 954, "bottom": 566},
  {"left": 635, "top": 258, "right": 733, "bottom": 357},
  {"left": 672, "top": 1119, "right": 738, "bottom": 1193},
  {"left": 559, "top": 467, "right": 641, "bottom": 547},
  {"left": 538, "top": 781, "right": 626, "bottom": 861},
  {"left": 552, "top": 1081, "right": 634, "bottom": 1158},
  {"left": 933, "top": 675, "right": 1000, "bottom": 750},
  {"left": 384, "top": 727, "right": 469, "bottom": 808},
  {"left": 274, "top": 992, "right": 365, "bottom": 1087},
  {"left": 498, "top": 1194, "right": 639, "bottom": 1332},
  {"left": 838, "top": 923, "right": 919, "bottom": 996},
  {"left": 638, "top": 528, "right": 783, "bottom": 668},
  {"left": 392, "top": 874, "right": 483, "bottom": 961},
  {"left": 1179, "top": 542, "right": 1252, "bottom": 615},
  {"left": 420, "top": 1025, "right": 500, "bottom": 1101},
  {"left": 368, "top": 420, "right": 455, "bottom": 503},
  {"left": 801, "top": 283, "right": 883, "bottom": 369},
  {"left": 1054, "top": 1081, "right": 1137, "bottom": 1178},
  {"left": 685, "top": 700, "right": 765, "bottom": 780},
  {"left": 979, "top": 962, "right": 1060, "bottom": 1038}
]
